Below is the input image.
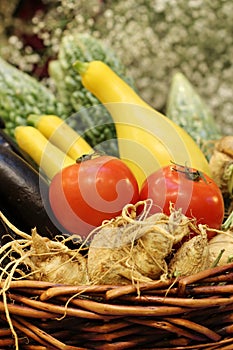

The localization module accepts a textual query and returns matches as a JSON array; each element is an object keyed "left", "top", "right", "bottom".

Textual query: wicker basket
[{"left": 1, "top": 262, "right": 233, "bottom": 350}]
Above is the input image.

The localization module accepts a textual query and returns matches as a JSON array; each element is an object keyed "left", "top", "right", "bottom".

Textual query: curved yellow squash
[
  {"left": 73, "top": 60, "right": 211, "bottom": 188},
  {"left": 27, "top": 114, "right": 93, "bottom": 160}
]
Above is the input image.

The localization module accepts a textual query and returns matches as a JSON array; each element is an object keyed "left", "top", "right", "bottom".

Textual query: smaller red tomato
[
  {"left": 49, "top": 154, "right": 139, "bottom": 238},
  {"left": 139, "top": 163, "right": 224, "bottom": 235}
]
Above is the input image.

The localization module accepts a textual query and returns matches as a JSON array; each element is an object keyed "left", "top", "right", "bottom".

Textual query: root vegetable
[
  {"left": 0, "top": 211, "right": 89, "bottom": 350},
  {"left": 128, "top": 220, "right": 173, "bottom": 280},
  {"left": 209, "top": 136, "right": 233, "bottom": 213},
  {"left": 209, "top": 230, "right": 233, "bottom": 266},
  {"left": 0, "top": 211, "right": 88, "bottom": 286},
  {"left": 87, "top": 224, "right": 154, "bottom": 285},
  {"left": 27, "top": 229, "right": 89, "bottom": 285},
  {"left": 168, "top": 208, "right": 195, "bottom": 245},
  {"left": 88, "top": 201, "right": 195, "bottom": 284},
  {"left": 168, "top": 227, "right": 212, "bottom": 277}
]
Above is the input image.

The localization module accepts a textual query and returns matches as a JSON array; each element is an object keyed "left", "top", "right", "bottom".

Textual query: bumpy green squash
[
  {"left": 0, "top": 56, "right": 66, "bottom": 138},
  {"left": 166, "top": 72, "right": 221, "bottom": 158},
  {"left": 49, "top": 33, "right": 135, "bottom": 157}
]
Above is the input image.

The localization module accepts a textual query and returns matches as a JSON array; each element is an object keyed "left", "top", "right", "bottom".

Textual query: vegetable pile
[
  {"left": 0, "top": 42, "right": 233, "bottom": 292},
  {"left": 1, "top": 43, "right": 233, "bottom": 350},
  {"left": 0, "top": 200, "right": 232, "bottom": 289}
]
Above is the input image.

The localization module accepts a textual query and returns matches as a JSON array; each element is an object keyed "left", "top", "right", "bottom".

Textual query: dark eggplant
[
  {"left": 0, "top": 145, "right": 67, "bottom": 239},
  {"left": 0, "top": 127, "right": 39, "bottom": 170},
  {"left": 0, "top": 117, "right": 5, "bottom": 128},
  {"left": 0, "top": 129, "right": 17, "bottom": 151}
]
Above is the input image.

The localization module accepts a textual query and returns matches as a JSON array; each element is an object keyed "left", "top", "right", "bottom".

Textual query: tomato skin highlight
[
  {"left": 49, "top": 155, "right": 139, "bottom": 238},
  {"left": 139, "top": 164, "right": 225, "bottom": 235}
]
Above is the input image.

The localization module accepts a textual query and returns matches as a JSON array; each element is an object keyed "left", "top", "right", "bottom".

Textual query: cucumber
[{"left": 0, "top": 146, "right": 66, "bottom": 238}]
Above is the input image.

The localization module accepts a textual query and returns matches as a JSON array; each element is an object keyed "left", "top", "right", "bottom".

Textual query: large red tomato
[
  {"left": 139, "top": 163, "right": 224, "bottom": 234},
  {"left": 49, "top": 154, "right": 139, "bottom": 238}
]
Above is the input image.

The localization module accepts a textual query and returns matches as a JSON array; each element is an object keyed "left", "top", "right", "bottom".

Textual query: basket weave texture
[{"left": 1, "top": 262, "right": 233, "bottom": 350}]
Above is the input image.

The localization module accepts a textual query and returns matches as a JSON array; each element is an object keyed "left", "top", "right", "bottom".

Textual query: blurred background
[{"left": 0, "top": 0, "right": 232, "bottom": 134}]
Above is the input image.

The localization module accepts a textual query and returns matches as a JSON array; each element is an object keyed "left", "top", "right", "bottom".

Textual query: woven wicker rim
[{"left": 1, "top": 262, "right": 233, "bottom": 349}]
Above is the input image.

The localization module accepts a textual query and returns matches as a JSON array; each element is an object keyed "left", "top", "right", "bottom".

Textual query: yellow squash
[
  {"left": 15, "top": 126, "right": 75, "bottom": 180},
  {"left": 73, "top": 60, "right": 211, "bottom": 188},
  {"left": 27, "top": 114, "right": 93, "bottom": 161}
]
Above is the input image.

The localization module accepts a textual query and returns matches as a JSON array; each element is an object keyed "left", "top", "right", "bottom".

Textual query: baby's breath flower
[{"left": 0, "top": 0, "right": 232, "bottom": 135}]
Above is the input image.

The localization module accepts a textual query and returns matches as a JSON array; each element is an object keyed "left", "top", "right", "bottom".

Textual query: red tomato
[
  {"left": 139, "top": 163, "right": 224, "bottom": 236},
  {"left": 49, "top": 155, "right": 139, "bottom": 238}
]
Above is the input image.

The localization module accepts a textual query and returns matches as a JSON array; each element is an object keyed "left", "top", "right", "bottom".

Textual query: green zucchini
[
  {"left": 0, "top": 56, "right": 66, "bottom": 138},
  {"left": 166, "top": 72, "right": 221, "bottom": 158},
  {"left": 49, "top": 33, "right": 135, "bottom": 157}
]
